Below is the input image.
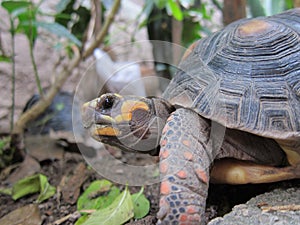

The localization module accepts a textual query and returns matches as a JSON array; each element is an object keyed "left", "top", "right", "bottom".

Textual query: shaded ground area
[
  {"left": 0, "top": 143, "right": 160, "bottom": 225},
  {"left": 0, "top": 135, "right": 299, "bottom": 224}
]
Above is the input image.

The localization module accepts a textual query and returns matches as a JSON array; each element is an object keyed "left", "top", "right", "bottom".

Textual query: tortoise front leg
[{"left": 157, "top": 108, "right": 218, "bottom": 225}]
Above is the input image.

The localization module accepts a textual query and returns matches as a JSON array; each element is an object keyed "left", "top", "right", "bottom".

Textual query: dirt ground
[{"left": 1, "top": 140, "right": 298, "bottom": 225}]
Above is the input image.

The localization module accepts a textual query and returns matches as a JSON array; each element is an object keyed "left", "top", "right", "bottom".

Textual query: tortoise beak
[
  {"left": 81, "top": 101, "right": 95, "bottom": 129},
  {"left": 81, "top": 99, "right": 115, "bottom": 129}
]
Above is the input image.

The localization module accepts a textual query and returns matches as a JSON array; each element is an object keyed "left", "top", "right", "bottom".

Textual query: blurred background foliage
[
  {"left": 1, "top": 0, "right": 298, "bottom": 63},
  {"left": 0, "top": 0, "right": 299, "bottom": 136}
]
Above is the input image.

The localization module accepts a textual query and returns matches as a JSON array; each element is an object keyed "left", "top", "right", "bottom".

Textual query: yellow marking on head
[
  {"left": 114, "top": 113, "right": 132, "bottom": 122},
  {"left": 238, "top": 20, "right": 271, "bottom": 36},
  {"left": 90, "top": 98, "right": 99, "bottom": 108},
  {"left": 83, "top": 99, "right": 97, "bottom": 109},
  {"left": 122, "top": 100, "right": 149, "bottom": 113},
  {"left": 114, "top": 93, "right": 123, "bottom": 98},
  {"left": 114, "top": 100, "right": 149, "bottom": 122},
  {"left": 94, "top": 127, "right": 120, "bottom": 136},
  {"left": 114, "top": 115, "right": 123, "bottom": 123},
  {"left": 101, "top": 115, "right": 116, "bottom": 123}
]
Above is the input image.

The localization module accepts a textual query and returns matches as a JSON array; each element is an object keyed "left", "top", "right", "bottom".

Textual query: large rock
[{"left": 208, "top": 187, "right": 300, "bottom": 225}]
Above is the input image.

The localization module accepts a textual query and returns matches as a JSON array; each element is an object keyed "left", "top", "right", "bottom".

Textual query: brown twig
[
  {"left": 83, "top": 0, "right": 121, "bottom": 59},
  {"left": 12, "top": 50, "right": 81, "bottom": 134},
  {"left": 12, "top": 0, "right": 121, "bottom": 134},
  {"left": 53, "top": 211, "right": 81, "bottom": 225},
  {"left": 261, "top": 204, "right": 300, "bottom": 212}
]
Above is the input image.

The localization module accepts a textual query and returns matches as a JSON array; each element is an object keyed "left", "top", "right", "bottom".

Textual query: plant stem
[
  {"left": 12, "top": 0, "right": 122, "bottom": 134},
  {"left": 10, "top": 17, "right": 16, "bottom": 133},
  {"left": 29, "top": 39, "right": 43, "bottom": 97},
  {"left": 28, "top": 3, "right": 44, "bottom": 97},
  {"left": 13, "top": 51, "right": 81, "bottom": 134}
]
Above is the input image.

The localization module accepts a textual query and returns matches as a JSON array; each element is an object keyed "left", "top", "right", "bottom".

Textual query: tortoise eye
[
  {"left": 103, "top": 95, "right": 115, "bottom": 109},
  {"left": 96, "top": 94, "right": 116, "bottom": 111}
]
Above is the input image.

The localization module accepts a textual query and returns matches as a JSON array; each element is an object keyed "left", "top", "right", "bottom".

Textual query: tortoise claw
[{"left": 156, "top": 197, "right": 169, "bottom": 222}]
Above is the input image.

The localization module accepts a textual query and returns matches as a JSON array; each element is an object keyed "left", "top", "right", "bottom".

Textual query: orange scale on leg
[
  {"left": 159, "top": 149, "right": 170, "bottom": 159},
  {"left": 160, "top": 161, "right": 169, "bottom": 174},
  {"left": 176, "top": 170, "right": 187, "bottom": 179},
  {"left": 195, "top": 168, "right": 209, "bottom": 184},
  {"left": 160, "top": 139, "right": 167, "bottom": 147},
  {"left": 162, "top": 125, "right": 169, "bottom": 135},
  {"left": 186, "top": 205, "right": 197, "bottom": 214},
  {"left": 182, "top": 139, "right": 190, "bottom": 147},
  {"left": 183, "top": 151, "right": 194, "bottom": 161},
  {"left": 160, "top": 181, "right": 171, "bottom": 195},
  {"left": 167, "top": 116, "right": 174, "bottom": 122},
  {"left": 179, "top": 214, "right": 188, "bottom": 222}
]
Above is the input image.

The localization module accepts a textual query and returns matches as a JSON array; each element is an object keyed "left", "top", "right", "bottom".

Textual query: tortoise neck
[{"left": 150, "top": 97, "right": 176, "bottom": 120}]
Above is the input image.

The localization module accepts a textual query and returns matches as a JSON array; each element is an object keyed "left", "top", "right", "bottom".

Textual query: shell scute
[{"left": 164, "top": 9, "right": 300, "bottom": 139}]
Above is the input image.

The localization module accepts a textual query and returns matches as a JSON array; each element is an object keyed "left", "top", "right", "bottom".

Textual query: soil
[
  {"left": 0, "top": 148, "right": 160, "bottom": 225},
  {"left": 1, "top": 139, "right": 299, "bottom": 225}
]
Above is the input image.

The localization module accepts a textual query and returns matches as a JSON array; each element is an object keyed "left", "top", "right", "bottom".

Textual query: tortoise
[{"left": 81, "top": 9, "right": 300, "bottom": 224}]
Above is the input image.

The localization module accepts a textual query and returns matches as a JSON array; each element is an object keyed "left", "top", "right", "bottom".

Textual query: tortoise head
[{"left": 81, "top": 93, "right": 175, "bottom": 153}]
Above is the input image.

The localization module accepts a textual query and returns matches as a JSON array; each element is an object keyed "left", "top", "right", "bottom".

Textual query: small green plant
[
  {"left": 137, "top": 0, "right": 217, "bottom": 47},
  {"left": 0, "top": 136, "right": 12, "bottom": 169},
  {"left": 76, "top": 179, "right": 150, "bottom": 225},
  {"left": 1, "top": 0, "right": 81, "bottom": 132},
  {"left": 0, "top": 0, "right": 121, "bottom": 147},
  {"left": 0, "top": 173, "right": 56, "bottom": 203}
]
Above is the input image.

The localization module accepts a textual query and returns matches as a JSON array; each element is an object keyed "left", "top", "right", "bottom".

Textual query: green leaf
[
  {"left": 82, "top": 187, "right": 134, "bottom": 225},
  {"left": 75, "top": 214, "right": 89, "bottom": 225},
  {"left": 36, "top": 174, "right": 56, "bottom": 203},
  {"left": 0, "top": 187, "right": 12, "bottom": 195},
  {"left": 34, "top": 21, "right": 82, "bottom": 46},
  {"left": 285, "top": 0, "right": 293, "bottom": 9},
  {"left": 11, "top": 2, "right": 38, "bottom": 43},
  {"left": 2, "top": 1, "right": 38, "bottom": 43},
  {"left": 131, "top": 187, "right": 150, "bottom": 219},
  {"left": 17, "top": 21, "right": 38, "bottom": 44},
  {"left": 10, "top": 6, "right": 29, "bottom": 19},
  {"left": 77, "top": 180, "right": 120, "bottom": 211},
  {"left": 247, "top": 0, "right": 266, "bottom": 17},
  {"left": 0, "top": 136, "right": 10, "bottom": 150},
  {"left": 1, "top": 1, "right": 30, "bottom": 14},
  {"left": 12, "top": 174, "right": 56, "bottom": 202},
  {"left": 154, "top": 0, "right": 168, "bottom": 9},
  {"left": 181, "top": 17, "right": 201, "bottom": 46},
  {"left": 55, "top": 102, "right": 65, "bottom": 111},
  {"left": 12, "top": 174, "right": 40, "bottom": 200},
  {"left": 0, "top": 55, "right": 12, "bottom": 63},
  {"left": 167, "top": 0, "right": 183, "bottom": 21}
]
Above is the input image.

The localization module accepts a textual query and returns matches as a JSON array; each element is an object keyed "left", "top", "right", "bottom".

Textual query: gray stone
[{"left": 208, "top": 187, "right": 300, "bottom": 225}]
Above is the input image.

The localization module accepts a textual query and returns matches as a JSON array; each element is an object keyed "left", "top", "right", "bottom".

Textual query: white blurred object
[{"left": 94, "top": 48, "right": 146, "bottom": 96}]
